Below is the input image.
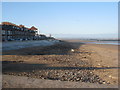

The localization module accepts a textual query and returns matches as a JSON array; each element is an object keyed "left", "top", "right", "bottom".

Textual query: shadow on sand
[{"left": 2, "top": 61, "right": 120, "bottom": 73}]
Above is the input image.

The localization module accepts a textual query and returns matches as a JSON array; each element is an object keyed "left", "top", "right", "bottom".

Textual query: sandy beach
[{"left": 2, "top": 39, "right": 119, "bottom": 88}]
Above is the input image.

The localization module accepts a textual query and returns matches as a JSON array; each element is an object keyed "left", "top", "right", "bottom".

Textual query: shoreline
[{"left": 62, "top": 39, "right": 120, "bottom": 45}]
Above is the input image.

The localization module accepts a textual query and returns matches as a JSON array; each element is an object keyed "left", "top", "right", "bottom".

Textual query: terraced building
[{"left": 1, "top": 22, "right": 38, "bottom": 41}]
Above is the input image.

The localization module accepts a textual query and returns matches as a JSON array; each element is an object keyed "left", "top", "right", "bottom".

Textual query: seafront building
[{"left": 0, "top": 22, "right": 49, "bottom": 41}]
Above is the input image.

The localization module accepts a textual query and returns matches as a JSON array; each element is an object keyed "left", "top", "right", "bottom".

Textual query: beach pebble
[
  {"left": 18, "top": 74, "right": 21, "bottom": 76},
  {"left": 107, "top": 81, "right": 110, "bottom": 84},
  {"left": 103, "top": 82, "right": 106, "bottom": 84},
  {"left": 102, "top": 81, "right": 106, "bottom": 84},
  {"left": 98, "top": 63, "right": 100, "bottom": 66},
  {"left": 109, "top": 75, "right": 112, "bottom": 78},
  {"left": 90, "top": 72, "right": 93, "bottom": 74},
  {"left": 76, "top": 78, "right": 80, "bottom": 81}
]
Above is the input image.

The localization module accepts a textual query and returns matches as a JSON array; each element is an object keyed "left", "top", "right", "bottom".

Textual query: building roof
[
  {"left": 1, "top": 22, "right": 38, "bottom": 31},
  {"left": 19, "top": 25, "right": 24, "bottom": 28},
  {"left": 30, "top": 26, "right": 38, "bottom": 30},
  {"left": 2, "top": 22, "right": 18, "bottom": 27}
]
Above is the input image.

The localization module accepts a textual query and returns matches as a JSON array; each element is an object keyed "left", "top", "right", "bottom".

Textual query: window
[
  {"left": 2, "top": 30, "right": 5, "bottom": 34},
  {"left": 8, "top": 31, "right": 11, "bottom": 35},
  {"left": 8, "top": 36, "right": 11, "bottom": 39},
  {"left": 19, "top": 31, "right": 21, "bottom": 34},
  {"left": 2, "top": 36, "right": 5, "bottom": 39},
  {"left": 21, "top": 28, "right": 23, "bottom": 30}
]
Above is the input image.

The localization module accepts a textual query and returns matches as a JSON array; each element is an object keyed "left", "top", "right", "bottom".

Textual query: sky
[{"left": 2, "top": 2, "right": 118, "bottom": 38}]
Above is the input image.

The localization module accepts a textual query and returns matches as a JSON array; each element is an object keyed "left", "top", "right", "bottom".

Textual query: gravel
[{"left": 3, "top": 69, "right": 108, "bottom": 84}]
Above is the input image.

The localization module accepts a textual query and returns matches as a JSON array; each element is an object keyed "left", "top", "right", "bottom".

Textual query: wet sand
[{"left": 2, "top": 39, "right": 119, "bottom": 88}]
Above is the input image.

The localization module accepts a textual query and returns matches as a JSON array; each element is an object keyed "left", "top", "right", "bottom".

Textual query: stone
[
  {"left": 109, "top": 75, "right": 112, "bottom": 78},
  {"left": 102, "top": 81, "right": 106, "bottom": 84},
  {"left": 98, "top": 63, "right": 100, "bottom": 66}
]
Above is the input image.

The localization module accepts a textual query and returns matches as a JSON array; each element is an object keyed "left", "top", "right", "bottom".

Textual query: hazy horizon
[{"left": 52, "top": 33, "right": 118, "bottom": 39}]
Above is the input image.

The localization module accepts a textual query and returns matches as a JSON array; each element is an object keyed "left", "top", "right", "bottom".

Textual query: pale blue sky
[{"left": 2, "top": 2, "right": 118, "bottom": 38}]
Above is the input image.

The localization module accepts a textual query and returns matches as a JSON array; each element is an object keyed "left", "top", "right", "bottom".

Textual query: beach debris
[{"left": 71, "top": 49, "right": 74, "bottom": 52}]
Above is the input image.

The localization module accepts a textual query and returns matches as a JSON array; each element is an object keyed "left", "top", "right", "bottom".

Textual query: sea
[{"left": 82, "top": 41, "right": 120, "bottom": 45}]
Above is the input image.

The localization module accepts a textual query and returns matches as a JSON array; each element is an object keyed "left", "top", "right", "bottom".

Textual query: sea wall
[{"left": 2, "top": 39, "right": 60, "bottom": 51}]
